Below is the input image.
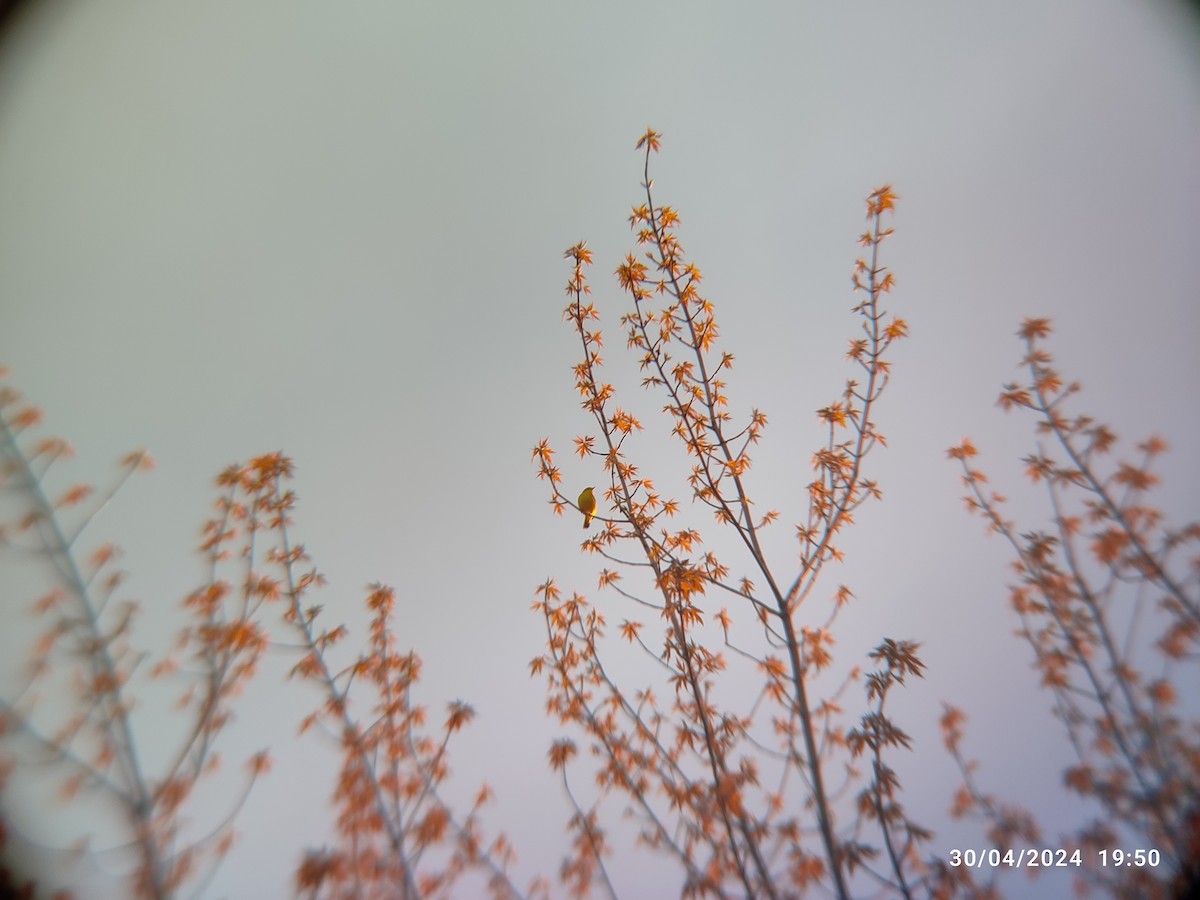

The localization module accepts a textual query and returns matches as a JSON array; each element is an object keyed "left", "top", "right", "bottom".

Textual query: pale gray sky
[{"left": 1, "top": 1, "right": 1198, "bottom": 897}]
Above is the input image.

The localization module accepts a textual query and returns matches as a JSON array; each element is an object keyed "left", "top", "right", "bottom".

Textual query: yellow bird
[{"left": 577, "top": 486, "right": 597, "bottom": 529}]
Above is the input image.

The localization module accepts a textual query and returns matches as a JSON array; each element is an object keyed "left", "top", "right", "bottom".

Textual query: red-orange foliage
[
  {"left": 0, "top": 378, "right": 262, "bottom": 897},
  {"left": 0, "top": 386, "right": 529, "bottom": 898},
  {"left": 4, "top": 131, "right": 1193, "bottom": 900},
  {"left": 196, "top": 460, "right": 534, "bottom": 900},
  {"left": 948, "top": 319, "right": 1200, "bottom": 898},
  {"left": 532, "top": 130, "right": 939, "bottom": 898}
]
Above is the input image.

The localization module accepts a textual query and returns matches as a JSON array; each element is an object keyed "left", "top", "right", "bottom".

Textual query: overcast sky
[{"left": 1, "top": 2, "right": 1198, "bottom": 898}]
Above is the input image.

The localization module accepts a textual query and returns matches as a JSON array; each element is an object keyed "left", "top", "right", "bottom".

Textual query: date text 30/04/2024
[{"left": 948, "top": 848, "right": 1162, "bottom": 870}]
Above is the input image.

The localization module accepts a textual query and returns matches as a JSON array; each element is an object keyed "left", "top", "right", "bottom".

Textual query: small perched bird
[{"left": 577, "top": 486, "right": 597, "bottom": 529}]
